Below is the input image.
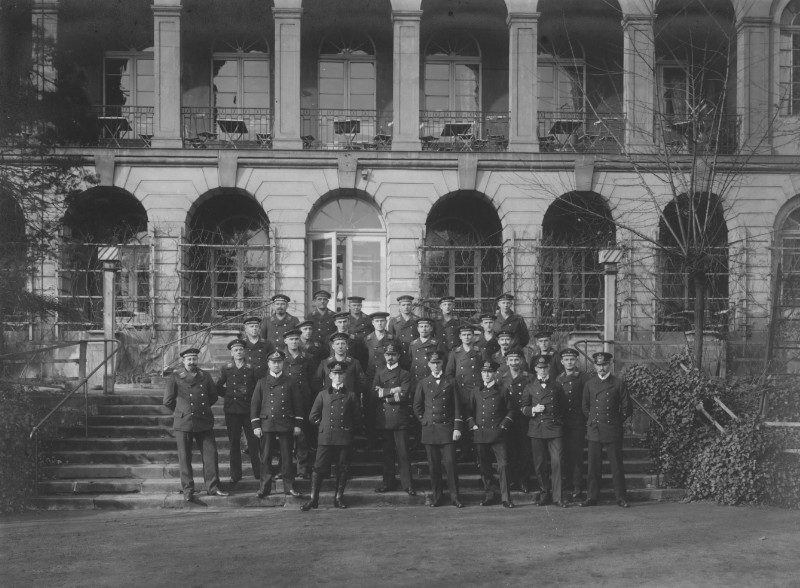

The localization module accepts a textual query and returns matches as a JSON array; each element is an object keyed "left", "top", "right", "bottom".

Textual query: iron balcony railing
[
  {"left": 181, "top": 106, "right": 273, "bottom": 149},
  {"left": 299, "top": 109, "right": 393, "bottom": 150},
  {"left": 537, "top": 111, "right": 626, "bottom": 154},
  {"left": 654, "top": 112, "right": 740, "bottom": 156},
  {"left": 419, "top": 111, "right": 509, "bottom": 152}
]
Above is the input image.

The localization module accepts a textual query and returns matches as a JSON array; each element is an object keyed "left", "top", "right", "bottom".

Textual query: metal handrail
[{"left": 26, "top": 338, "right": 121, "bottom": 495}]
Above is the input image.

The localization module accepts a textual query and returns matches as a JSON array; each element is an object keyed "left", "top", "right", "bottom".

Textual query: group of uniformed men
[{"left": 164, "top": 291, "right": 633, "bottom": 509}]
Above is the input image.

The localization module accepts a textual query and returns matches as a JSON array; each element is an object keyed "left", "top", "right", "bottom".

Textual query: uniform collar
[{"left": 270, "top": 371, "right": 283, "bottom": 378}]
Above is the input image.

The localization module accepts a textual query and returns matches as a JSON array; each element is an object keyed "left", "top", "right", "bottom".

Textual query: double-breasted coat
[
  {"left": 436, "top": 316, "right": 461, "bottom": 351},
  {"left": 313, "top": 355, "right": 366, "bottom": 396},
  {"left": 309, "top": 385, "right": 361, "bottom": 446},
  {"left": 466, "top": 383, "right": 514, "bottom": 444},
  {"left": 215, "top": 362, "right": 257, "bottom": 415},
  {"left": 306, "top": 307, "right": 337, "bottom": 344},
  {"left": 492, "top": 312, "right": 530, "bottom": 349},
  {"left": 521, "top": 379, "right": 565, "bottom": 439},
  {"left": 164, "top": 368, "right": 218, "bottom": 432},
  {"left": 387, "top": 313, "right": 419, "bottom": 354},
  {"left": 557, "top": 370, "right": 591, "bottom": 428},
  {"left": 372, "top": 364, "right": 414, "bottom": 430},
  {"left": 502, "top": 370, "right": 532, "bottom": 421},
  {"left": 445, "top": 345, "right": 485, "bottom": 403},
  {"left": 244, "top": 337, "right": 276, "bottom": 379},
  {"left": 407, "top": 337, "right": 445, "bottom": 382},
  {"left": 250, "top": 373, "right": 304, "bottom": 433},
  {"left": 413, "top": 375, "right": 463, "bottom": 445},
  {"left": 262, "top": 312, "right": 300, "bottom": 350},
  {"left": 582, "top": 374, "right": 632, "bottom": 443}
]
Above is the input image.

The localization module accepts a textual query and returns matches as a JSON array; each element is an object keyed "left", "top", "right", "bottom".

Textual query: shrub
[{"left": 0, "top": 383, "right": 38, "bottom": 513}]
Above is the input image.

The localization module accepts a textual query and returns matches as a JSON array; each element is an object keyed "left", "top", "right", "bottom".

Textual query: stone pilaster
[
  {"left": 272, "top": 7, "right": 303, "bottom": 150},
  {"left": 391, "top": 10, "right": 422, "bottom": 151},
  {"left": 151, "top": 0, "right": 183, "bottom": 148},
  {"left": 507, "top": 12, "right": 539, "bottom": 152},
  {"left": 622, "top": 14, "right": 655, "bottom": 153}
]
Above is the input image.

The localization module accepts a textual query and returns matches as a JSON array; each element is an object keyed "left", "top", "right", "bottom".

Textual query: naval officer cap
[
  {"left": 592, "top": 351, "right": 613, "bottom": 365},
  {"left": 180, "top": 347, "right": 201, "bottom": 358},
  {"left": 227, "top": 338, "right": 247, "bottom": 350}
]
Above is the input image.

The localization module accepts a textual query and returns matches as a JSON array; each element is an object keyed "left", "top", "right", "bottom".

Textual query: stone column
[
  {"left": 622, "top": 14, "right": 655, "bottom": 153},
  {"left": 507, "top": 12, "right": 539, "bottom": 152},
  {"left": 391, "top": 10, "right": 422, "bottom": 151},
  {"left": 151, "top": 0, "right": 183, "bottom": 148},
  {"left": 31, "top": 0, "right": 59, "bottom": 95},
  {"left": 272, "top": 7, "right": 303, "bottom": 149},
  {"left": 599, "top": 249, "right": 624, "bottom": 357},
  {"left": 737, "top": 17, "right": 772, "bottom": 153}
]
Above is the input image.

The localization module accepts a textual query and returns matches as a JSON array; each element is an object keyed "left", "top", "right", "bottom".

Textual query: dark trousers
[
  {"left": 425, "top": 443, "right": 459, "bottom": 505},
  {"left": 260, "top": 431, "right": 295, "bottom": 494},
  {"left": 562, "top": 424, "right": 586, "bottom": 492},
  {"left": 508, "top": 419, "right": 532, "bottom": 486},
  {"left": 175, "top": 429, "right": 220, "bottom": 496},
  {"left": 587, "top": 439, "right": 627, "bottom": 502},
  {"left": 531, "top": 436, "right": 563, "bottom": 501},
  {"left": 295, "top": 424, "right": 313, "bottom": 476},
  {"left": 224, "top": 413, "right": 260, "bottom": 481},
  {"left": 477, "top": 441, "right": 510, "bottom": 503},
  {"left": 379, "top": 428, "right": 413, "bottom": 490},
  {"left": 363, "top": 392, "right": 377, "bottom": 446},
  {"left": 313, "top": 444, "right": 352, "bottom": 480}
]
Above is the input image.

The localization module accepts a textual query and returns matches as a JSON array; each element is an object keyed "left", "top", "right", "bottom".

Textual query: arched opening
[
  {"left": 182, "top": 189, "right": 271, "bottom": 329},
  {"left": 540, "top": 191, "right": 615, "bottom": 330},
  {"left": 780, "top": 0, "right": 800, "bottom": 116},
  {"left": 61, "top": 187, "right": 150, "bottom": 331},
  {"left": 774, "top": 196, "right": 800, "bottom": 309},
  {"left": 421, "top": 191, "right": 503, "bottom": 315},
  {"left": 307, "top": 190, "right": 386, "bottom": 313},
  {"left": 656, "top": 192, "right": 729, "bottom": 331}
]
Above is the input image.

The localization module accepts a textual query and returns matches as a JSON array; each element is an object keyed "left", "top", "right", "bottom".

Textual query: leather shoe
[
  {"left": 208, "top": 489, "right": 229, "bottom": 497},
  {"left": 479, "top": 495, "right": 497, "bottom": 507},
  {"left": 374, "top": 484, "right": 393, "bottom": 493},
  {"left": 570, "top": 491, "right": 582, "bottom": 501},
  {"left": 617, "top": 499, "right": 630, "bottom": 508},
  {"left": 537, "top": 493, "right": 552, "bottom": 506},
  {"left": 520, "top": 484, "right": 530, "bottom": 494},
  {"left": 580, "top": 499, "right": 598, "bottom": 507},
  {"left": 554, "top": 501, "right": 568, "bottom": 508},
  {"left": 256, "top": 490, "right": 271, "bottom": 499},
  {"left": 502, "top": 501, "right": 515, "bottom": 509},
  {"left": 428, "top": 498, "right": 441, "bottom": 507},
  {"left": 229, "top": 477, "right": 241, "bottom": 485},
  {"left": 406, "top": 488, "right": 417, "bottom": 496},
  {"left": 285, "top": 488, "right": 304, "bottom": 498},
  {"left": 452, "top": 500, "right": 464, "bottom": 508}
]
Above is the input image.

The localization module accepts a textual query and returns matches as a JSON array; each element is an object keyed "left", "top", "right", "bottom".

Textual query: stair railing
[
  {"left": 573, "top": 339, "right": 666, "bottom": 488},
  {"left": 14, "top": 339, "right": 122, "bottom": 496}
]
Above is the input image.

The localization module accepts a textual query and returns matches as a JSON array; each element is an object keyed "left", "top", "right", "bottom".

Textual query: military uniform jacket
[
  {"left": 215, "top": 362, "right": 257, "bottom": 415},
  {"left": 493, "top": 312, "right": 530, "bottom": 349},
  {"left": 301, "top": 338, "right": 328, "bottom": 367},
  {"left": 445, "top": 345, "right": 484, "bottom": 392},
  {"left": 364, "top": 332, "right": 398, "bottom": 380},
  {"left": 582, "top": 374, "right": 632, "bottom": 443},
  {"left": 372, "top": 365, "right": 414, "bottom": 430},
  {"left": 557, "top": 370, "right": 590, "bottom": 427},
  {"left": 525, "top": 347, "right": 563, "bottom": 381},
  {"left": 387, "top": 313, "right": 419, "bottom": 354},
  {"left": 244, "top": 337, "right": 276, "bottom": 379},
  {"left": 250, "top": 373, "right": 304, "bottom": 433},
  {"left": 502, "top": 370, "right": 531, "bottom": 420},
  {"left": 413, "top": 374, "right": 463, "bottom": 445},
  {"left": 347, "top": 312, "right": 374, "bottom": 338},
  {"left": 344, "top": 333, "right": 369, "bottom": 371},
  {"left": 466, "top": 383, "right": 514, "bottom": 444},
  {"left": 285, "top": 350, "right": 316, "bottom": 410},
  {"left": 262, "top": 313, "right": 300, "bottom": 350},
  {"left": 408, "top": 337, "right": 445, "bottom": 382},
  {"left": 313, "top": 355, "right": 366, "bottom": 395},
  {"left": 491, "top": 350, "right": 512, "bottom": 379},
  {"left": 306, "top": 308, "right": 337, "bottom": 344},
  {"left": 436, "top": 316, "right": 461, "bottom": 350},
  {"left": 164, "top": 368, "right": 218, "bottom": 433},
  {"left": 521, "top": 378, "right": 564, "bottom": 439},
  {"left": 309, "top": 385, "right": 361, "bottom": 446},
  {"left": 476, "top": 334, "right": 500, "bottom": 358}
]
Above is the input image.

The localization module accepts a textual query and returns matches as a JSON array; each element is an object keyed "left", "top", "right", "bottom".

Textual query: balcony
[
  {"left": 419, "top": 111, "right": 509, "bottom": 152},
  {"left": 537, "top": 111, "right": 625, "bottom": 154},
  {"left": 181, "top": 107, "right": 273, "bottom": 149},
  {"left": 300, "top": 109, "right": 393, "bottom": 150},
  {"left": 655, "top": 112, "right": 740, "bottom": 156}
]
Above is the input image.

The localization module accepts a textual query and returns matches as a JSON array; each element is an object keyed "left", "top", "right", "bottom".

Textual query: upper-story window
[
  {"left": 424, "top": 35, "right": 481, "bottom": 112},
  {"left": 657, "top": 63, "right": 689, "bottom": 118},
  {"left": 319, "top": 33, "right": 376, "bottom": 111},
  {"left": 104, "top": 49, "right": 154, "bottom": 107},
  {"left": 538, "top": 56, "right": 586, "bottom": 113},
  {"left": 780, "top": 0, "right": 800, "bottom": 116},
  {"left": 212, "top": 49, "right": 270, "bottom": 110}
]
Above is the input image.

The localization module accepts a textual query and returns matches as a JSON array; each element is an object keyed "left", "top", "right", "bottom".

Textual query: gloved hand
[
  {"left": 293, "top": 426, "right": 302, "bottom": 437},
  {"left": 452, "top": 430, "right": 461, "bottom": 441},
  {"left": 254, "top": 427, "right": 263, "bottom": 438}
]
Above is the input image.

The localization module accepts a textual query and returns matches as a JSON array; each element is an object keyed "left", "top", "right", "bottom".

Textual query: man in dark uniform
[
  {"left": 306, "top": 289, "right": 337, "bottom": 344},
  {"left": 493, "top": 293, "right": 530, "bottom": 350},
  {"left": 372, "top": 343, "right": 416, "bottom": 495},
  {"left": 347, "top": 295, "right": 373, "bottom": 339},
  {"left": 251, "top": 350, "right": 304, "bottom": 499},
  {"left": 313, "top": 332, "right": 367, "bottom": 404},
  {"left": 262, "top": 293, "right": 300, "bottom": 350},
  {"left": 523, "top": 355, "right": 567, "bottom": 507},
  {"left": 491, "top": 329, "right": 514, "bottom": 379},
  {"left": 407, "top": 317, "right": 444, "bottom": 386},
  {"left": 163, "top": 347, "right": 228, "bottom": 503},
  {"left": 363, "top": 311, "right": 396, "bottom": 449},
  {"left": 302, "top": 360, "right": 362, "bottom": 511},
  {"left": 526, "top": 329, "right": 563, "bottom": 381},
  {"left": 557, "top": 348, "right": 590, "bottom": 501},
  {"left": 581, "top": 351, "right": 633, "bottom": 508},
  {"left": 502, "top": 348, "right": 532, "bottom": 493},
  {"left": 283, "top": 329, "right": 316, "bottom": 479},
  {"left": 413, "top": 351, "right": 464, "bottom": 508},
  {"left": 332, "top": 311, "right": 368, "bottom": 371},
  {"left": 298, "top": 319, "right": 327, "bottom": 367},
  {"left": 215, "top": 339, "right": 260, "bottom": 484},
  {"left": 467, "top": 360, "right": 515, "bottom": 508},
  {"left": 435, "top": 295, "right": 461, "bottom": 351},
  {"left": 387, "top": 294, "right": 419, "bottom": 355},
  {"left": 242, "top": 316, "right": 276, "bottom": 379},
  {"left": 445, "top": 324, "right": 484, "bottom": 410},
  {"left": 475, "top": 313, "right": 500, "bottom": 357}
]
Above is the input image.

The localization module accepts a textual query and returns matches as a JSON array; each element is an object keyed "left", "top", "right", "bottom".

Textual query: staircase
[{"left": 29, "top": 385, "right": 685, "bottom": 510}]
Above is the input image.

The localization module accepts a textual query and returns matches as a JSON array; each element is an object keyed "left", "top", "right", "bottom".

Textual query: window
[
  {"left": 104, "top": 50, "right": 154, "bottom": 108},
  {"left": 778, "top": 206, "right": 800, "bottom": 306},
  {"left": 423, "top": 36, "right": 481, "bottom": 112},
  {"left": 657, "top": 63, "right": 689, "bottom": 118},
  {"left": 319, "top": 34, "right": 376, "bottom": 111},
  {"left": 780, "top": 0, "right": 800, "bottom": 116},
  {"left": 212, "top": 51, "right": 270, "bottom": 110},
  {"left": 537, "top": 57, "right": 586, "bottom": 113}
]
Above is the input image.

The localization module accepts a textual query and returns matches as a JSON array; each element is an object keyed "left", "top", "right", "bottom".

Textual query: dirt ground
[{"left": 1, "top": 501, "right": 798, "bottom": 587}]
